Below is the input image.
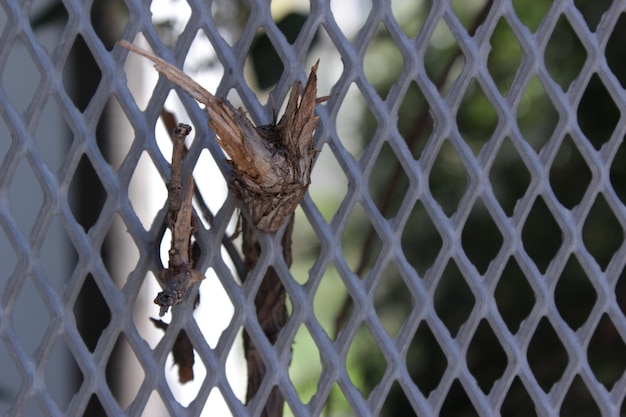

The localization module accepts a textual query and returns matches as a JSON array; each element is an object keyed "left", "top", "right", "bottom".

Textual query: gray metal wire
[{"left": 1, "top": 0, "right": 626, "bottom": 416}]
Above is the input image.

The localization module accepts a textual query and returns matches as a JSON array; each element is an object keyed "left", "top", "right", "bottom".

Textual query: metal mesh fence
[{"left": 1, "top": 0, "right": 626, "bottom": 416}]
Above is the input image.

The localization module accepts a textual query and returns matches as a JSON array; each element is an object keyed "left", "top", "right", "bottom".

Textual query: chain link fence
[{"left": 1, "top": 0, "right": 626, "bottom": 416}]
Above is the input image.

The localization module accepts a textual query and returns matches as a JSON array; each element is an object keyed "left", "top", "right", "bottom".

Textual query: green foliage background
[{"left": 281, "top": 1, "right": 626, "bottom": 416}]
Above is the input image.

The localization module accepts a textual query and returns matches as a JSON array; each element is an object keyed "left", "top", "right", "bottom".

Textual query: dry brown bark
[
  {"left": 241, "top": 214, "right": 294, "bottom": 415},
  {"left": 118, "top": 40, "right": 325, "bottom": 233},
  {"left": 119, "top": 41, "right": 326, "bottom": 416}
]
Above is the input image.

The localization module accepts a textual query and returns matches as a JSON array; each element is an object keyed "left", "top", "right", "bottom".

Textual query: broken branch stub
[{"left": 118, "top": 40, "right": 327, "bottom": 232}]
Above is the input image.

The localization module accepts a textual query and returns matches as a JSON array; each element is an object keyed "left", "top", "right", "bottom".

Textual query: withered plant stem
[{"left": 120, "top": 40, "right": 326, "bottom": 417}]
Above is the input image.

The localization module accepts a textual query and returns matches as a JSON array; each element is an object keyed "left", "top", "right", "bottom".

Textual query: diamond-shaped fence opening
[
  {"left": 362, "top": 22, "right": 405, "bottom": 100},
  {"left": 456, "top": 79, "right": 499, "bottom": 156},
  {"left": 330, "top": 0, "right": 372, "bottom": 39},
  {"left": 10, "top": 274, "right": 52, "bottom": 355},
  {"left": 288, "top": 324, "right": 322, "bottom": 404},
  {"left": 434, "top": 260, "right": 476, "bottom": 337},
  {"left": 501, "top": 376, "right": 537, "bottom": 416},
  {"left": 428, "top": 139, "right": 469, "bottom": 217},
  {"left": 611, "top": 139, "right": 626, "bottom": 207},
  {"left": 373, "top": 261, "right": 413, "bottom": 338},
  {"left": 210, "top": 1, "right": 251, "bottom": 47},
  {"left": 312, "top": 262, "right": 346, "bottom": 341},
  {"left": 0, "top": 341, "right": 22, "bottom": 415},
  {"left": 494, "top": 257, "right": 536, "bottom": 334},
  {"left": 106, "top": 333, "right": 146, "bottom": 410},
  {"left": 582, "top": 194, "right": 623, "bottom": 271},
  {"left": 466, "top": 319, "right": 507, "bottom": 394},
  {"left": 2, "top": 1, "right": 626, "bottom": 416},
  {"left": 397, "top": 80, "right": 434, "bottom": 161},
  {"left": 512, "top": 0, "right": 553, "bottom": 33},
  {"left": 63, "top": 34, "right": 103, "bottom": 113},
  {"left": 527, "top": 317, "right": 569, "bottom": 393},
  {"left": 406, "top": 321, "right": 448, "bottom": 396},
  {"left": 96, "top": 95, "right": 135, "bottom": 171},
  {"left": 560, "top": 375, "right": 602, "bottom": 417},
  {"left": 554, "top": 255, "right": 597, "bottom": 331},
  {"left": 309, "top": 143, "right": 349, "bottom": 221},
  {"left": 450, "top": 0, "right": 491, "bottom": 33},
  {"left": 574, "top": 0, "right": 613, "bottom": 32},
  {"left": 401, "top": 199, "right": 443, "bottom": 276},
  {"left": 516, "top": 75, "right": 560, "bottom": 153},
  {"left": 522, "top": 196, "right": 563, "bottom": 274},
  {"left": 490, "top": 137, "right": 532, "bottom": 216},
  {"left": 29, "top": 1, "right": 70, "bottom": 52},
  {"left": 68, "top": 154, "right": 108, "bottom": 232},
  {"left": 487, "top": 18, "right": 523, "bottom": 97},
  {"left": 345, "top": 322, "right": 387, "bottom": 399},
  {"left": 39, "top": 215, "right": 78, "bottom": 296},
  {"left": 341, "top": 202, "right": 382, "bottom": 276},
  {"left": 382, "top": 381, "right": 417, "bottom": 417},
  {"left": 2, "top": 38, "right": 42, "bottom": 115},
  {"left": 544, "top": 15, "right": 587, "bottom": 92},
  {"left": 72, "top": 274, "right": 112, "bottom": 353},
  {"left": 606, "top": 12, "right": 626, "bottom": 89},
  {"left": 424, "top": 19, "right": 465, "bottom": 97},
  {"left": 549, "top": 134, "right": 592, "bottom": 209},
  {"left": 390, "top": 0, "right": 431, "bottom": 39},
  {"left": 461, "top": 198, "right": 503, "bottom": 274},
  {"left": 43, "top": 337, "right": 83, "bottom": 413},
  {"left": 440, "top": 380, "right": 478, "bottom": 417},
  {"left": 150, "top": 0, "right": 192, "bottom": 48},
  {"left": 8, "top": 158, "right": 44, "bottom": 237},
  {"left": 35, "top": 97, "right": 74, "bottom": 176},
  {"left": 587, "top": 313, "right": 626, "bottom": 392},
  {"left": 331, "top": 84, "right": 373, "bottom": 161},
  {"left": 91, "top": 1, "right": 130, "bottom": 51},
  {"left": 578, "top": 74, "right": 621, "bottom": 150}
]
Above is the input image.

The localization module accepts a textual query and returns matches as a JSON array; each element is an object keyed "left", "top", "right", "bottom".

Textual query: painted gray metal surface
[{"left": 1, "top": 0, "right": 625, "bottom": 416}]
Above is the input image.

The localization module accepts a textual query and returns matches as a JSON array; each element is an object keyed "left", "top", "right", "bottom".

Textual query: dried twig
[
  {"left": 151, "top": 113, "right": 204, "bottom": 384},
  {"left": 155, "top": 123, "right": 205, "bottom": 317},
  {"left": 160, "top": 109, "right": 245, "bottom": 281}
]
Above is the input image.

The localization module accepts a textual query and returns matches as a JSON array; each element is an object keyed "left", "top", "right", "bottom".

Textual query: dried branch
[
  {"left": 155, "top": 123, "right": 205, "bottom": 317},
  {"left": 150, "top": 117, "right": 204, "bottom": 384},
  {"left": 160, "top": 109, "right": 245, "bottom": 281}
]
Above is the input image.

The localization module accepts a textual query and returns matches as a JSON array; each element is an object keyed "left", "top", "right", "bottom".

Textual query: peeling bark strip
[{"left": 119, "top": 41, "right": 326, "bottom": 416}]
